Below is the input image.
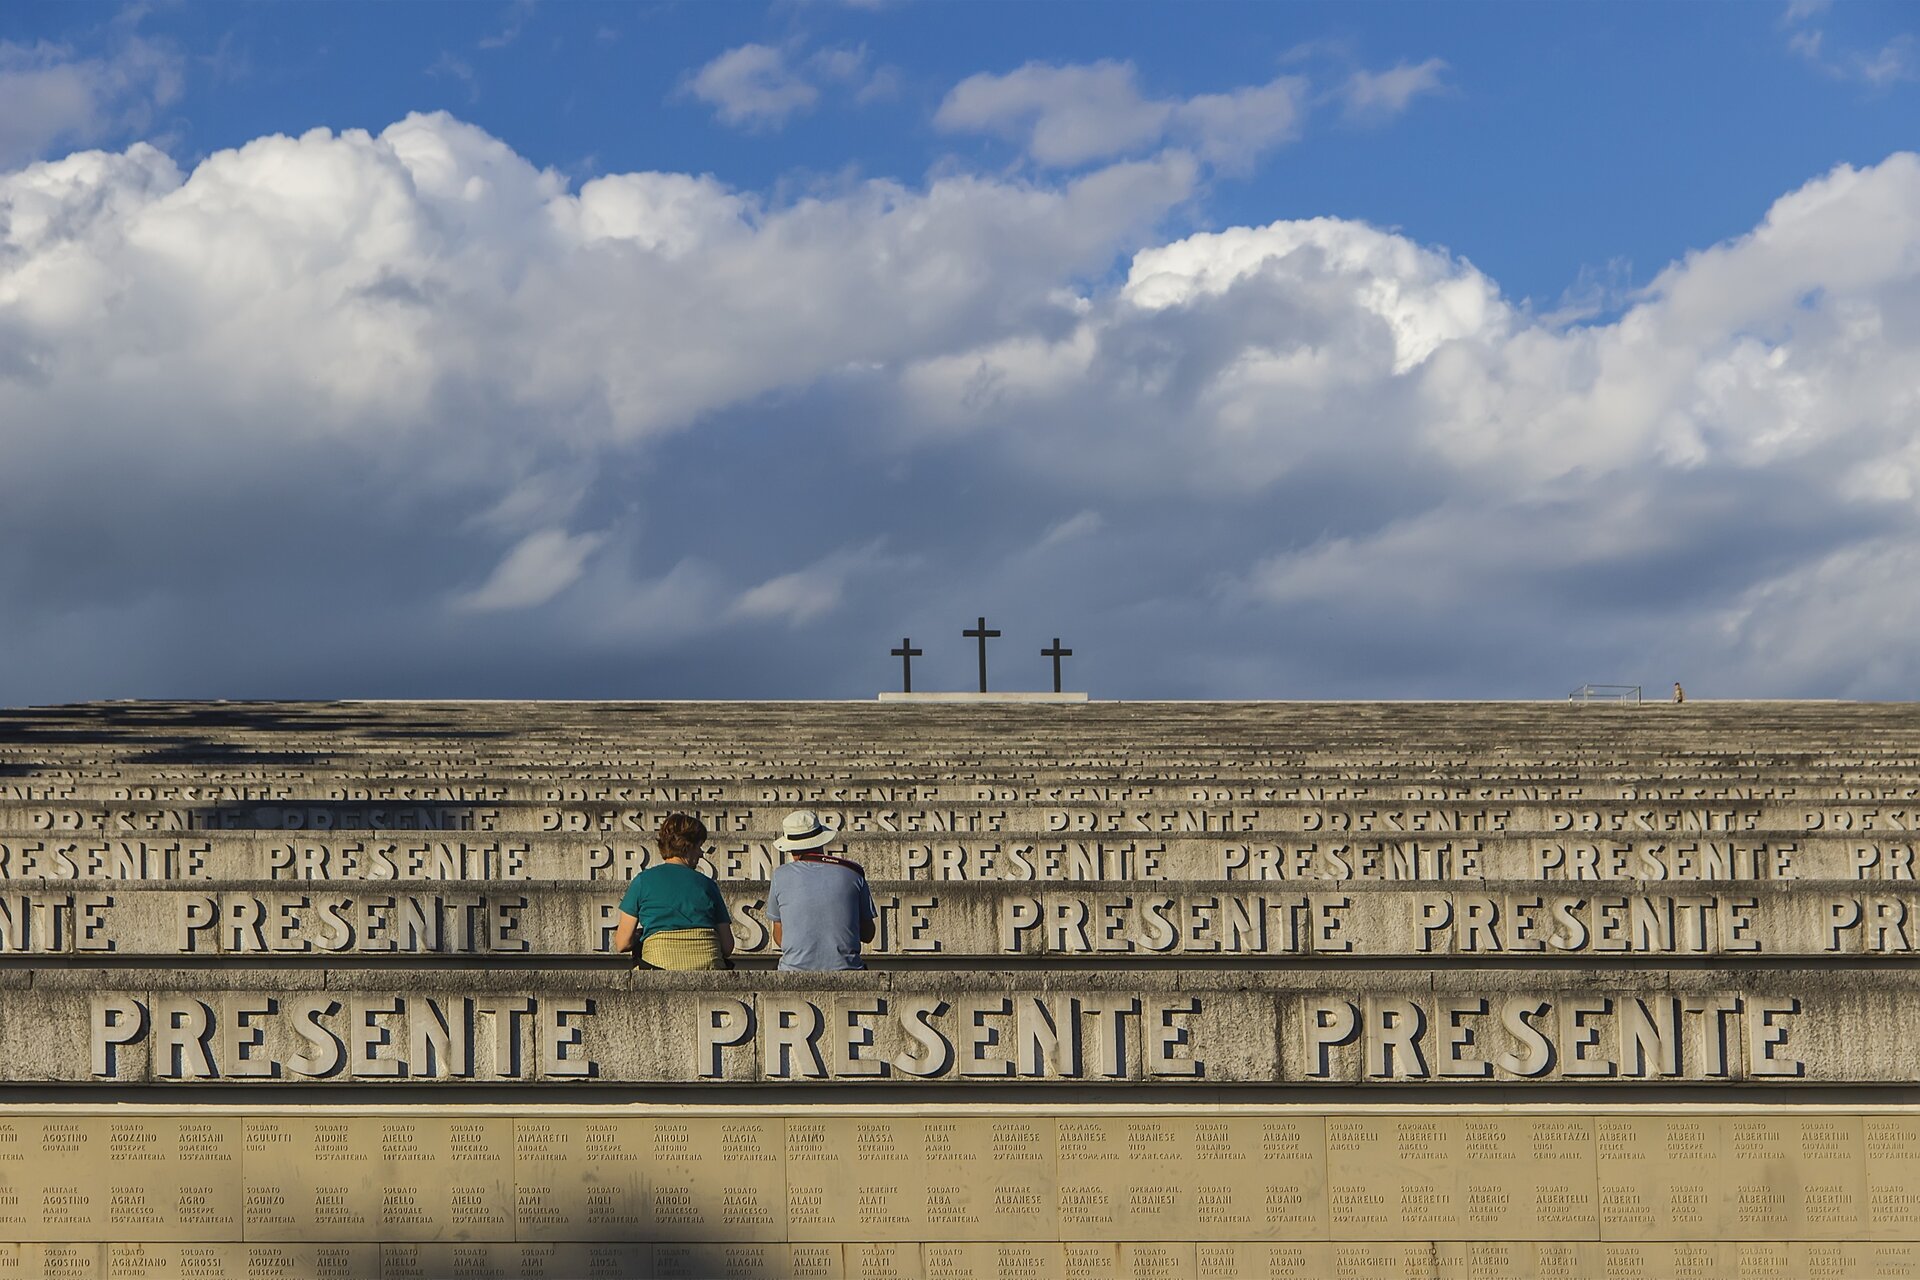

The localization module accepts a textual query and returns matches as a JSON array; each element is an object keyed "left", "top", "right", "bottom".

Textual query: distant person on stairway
[
  {"left": 1673, "top": 682, "right": 1685, "bottom": 703},
  {"left": 612, "top": 812, "right": 735, "bottom": 970},
  {"left": 767, "top": 810, "right": 878, "bottom": 971}
]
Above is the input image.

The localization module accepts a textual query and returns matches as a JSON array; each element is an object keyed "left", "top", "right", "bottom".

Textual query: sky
[{"left": 1, "top": 1, "right": 1919, "bottom": 704}]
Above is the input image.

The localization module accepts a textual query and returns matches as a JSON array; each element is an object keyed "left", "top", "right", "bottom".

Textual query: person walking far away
[
  {"left": 1673, "top": 682, "right": 1685, "bottom": 704},
  {"left": 612, "top": 812, "right": 735, "bottom": 970},
  {"left": 767, "top": 809, "right": 877, "bottom": 971}
]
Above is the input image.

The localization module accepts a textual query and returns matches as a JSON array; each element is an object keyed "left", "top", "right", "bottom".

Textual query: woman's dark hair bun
[{"left": 657, "top": 812, "right": 708, "bottom": 859}]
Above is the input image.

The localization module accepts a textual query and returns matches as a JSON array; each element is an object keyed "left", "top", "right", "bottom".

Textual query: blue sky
[
  {"left": 1, "top": 2, "right": 1919, "bottom": 701},
  {"left": 20, "top": 1, "right": 1917, "bottom": 305}
]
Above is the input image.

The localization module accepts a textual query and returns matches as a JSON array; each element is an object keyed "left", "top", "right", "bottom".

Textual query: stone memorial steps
[{"left": 5, "top": 700, "right": 1920, "bottom": 1278}]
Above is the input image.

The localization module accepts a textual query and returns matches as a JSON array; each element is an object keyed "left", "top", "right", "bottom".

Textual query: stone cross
[
  {"left": 1042, "top": 638, "right": 1074, "bottom": 693},
  {"left": 962, "top": 617, "right": 1000, "bottom": 693},
  {"left": 889, "top": 638, "right": 923, "bottom": 694}
]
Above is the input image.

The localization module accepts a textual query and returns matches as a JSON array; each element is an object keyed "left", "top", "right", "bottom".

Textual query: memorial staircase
[{"left": 0, "top": 698, "right": 1916, "bottom": 1278}]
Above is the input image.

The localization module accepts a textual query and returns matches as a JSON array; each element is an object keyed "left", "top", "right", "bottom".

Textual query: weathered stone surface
[
  {"left": 0, "top": 1106, "right": 1918, "bottom": 1261},
  {"left": 11, "top": 698, "right": 1920, "bottom": 1266},
  {"left": 0, "top": 967, "right": 1897, "bottom": 1085},
  {"left": 4, "top": 796, "right": 1917, "bottom": 837},
  {"left": 0, "top": 881, "right": 1915, "bottom": 959},
  {"left": 24, "top": 776, "right": 1920, "bottom": 803},
  {"left": 13, "top": 829, "right": 1918, "bottom": 883}
]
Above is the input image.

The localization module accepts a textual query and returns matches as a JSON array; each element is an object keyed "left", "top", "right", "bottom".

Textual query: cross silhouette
[
  {"left": 962, "top": 617, "right": 1000, "bottom": 692},
  {"left": 889, "top": 638, "right": 923, "bottom": 693},
  {"left": 1041, "top": 638, "right": 1074, "bottom": 693}
]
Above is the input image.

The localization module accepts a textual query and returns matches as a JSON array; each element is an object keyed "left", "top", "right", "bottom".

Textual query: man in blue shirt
[{"left": 766, "top": 809, "right": 877, "bottom": 971}]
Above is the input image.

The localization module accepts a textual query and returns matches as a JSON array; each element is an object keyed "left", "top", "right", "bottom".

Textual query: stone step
[
  {"left": 0, "top": 830, "right": 1885, "bottom": 881},
  {"left": 34, "top": 746, "right": 1886, "bottom": 761},
  {"left": 0, "top": 798, "right": 1904, "bottom": 838},
  {"left": 0, "top": 880, "right": 1905, "bottom": 962},
  {"left": 9, "top": 966, "right": 1877, "bottom": 1086},
  {"left": 14, "top": 780, "right": 1920, "bottom": 805},
  {"left": 10, "top": 737, "right": 1920, "bottom": 755},
  {"left": 19, "top": 758, "right": 1920, "bottom": 774},
  {"left": 22, "top": 771, "right": 1920, "bottom": 790}
]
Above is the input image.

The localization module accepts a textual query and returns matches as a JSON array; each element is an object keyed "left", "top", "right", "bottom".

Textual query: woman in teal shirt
[{"left": 611, "top": 812, "right": 735, "bottom": 970}]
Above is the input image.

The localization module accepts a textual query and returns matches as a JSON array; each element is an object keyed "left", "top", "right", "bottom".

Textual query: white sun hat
[{"left": 774, "top": 809, "right": 838, "bottom": 852}]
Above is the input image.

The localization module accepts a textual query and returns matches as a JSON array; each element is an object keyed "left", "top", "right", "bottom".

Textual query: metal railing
[{"left": 1568, "top": 684, "right": 1642, "bottom": 705}]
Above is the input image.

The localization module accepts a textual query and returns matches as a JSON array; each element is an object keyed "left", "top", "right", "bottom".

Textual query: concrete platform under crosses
[{"left": 877, "top": 692, "right": 1090, "bottom": 702}]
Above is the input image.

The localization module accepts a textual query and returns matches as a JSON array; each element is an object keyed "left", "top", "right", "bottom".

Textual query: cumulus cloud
[
  {"left": 0, "top": 37, "right": 182, "bottom": 169},
  {"left": 0, "top": 112, "right": 1192, "bottom": 698},
  {"left": 879, "top": 154, "right": 1920, "bottom": 696},
  {"left": 935, "top": 60, "right": 1306, "bottom": 168},
  {"left": 5, "top": 112, "right": 1920, "bottom": 700}
]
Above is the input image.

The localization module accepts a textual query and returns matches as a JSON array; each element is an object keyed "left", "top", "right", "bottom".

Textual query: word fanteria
[
  {"left": 1302, "top": 994, "right": 1803, "bottom": 1081},
  {"left": 696, "top": 995, "right": 1203, "bottom": 1081},
  {"left": 90, "top": 994, "right": 594, "bottom": 1080}
]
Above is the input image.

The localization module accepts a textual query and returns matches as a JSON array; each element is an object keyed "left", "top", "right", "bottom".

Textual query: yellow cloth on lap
[{"left": 640, "top": 927, "right": 724, "bottom": 970}]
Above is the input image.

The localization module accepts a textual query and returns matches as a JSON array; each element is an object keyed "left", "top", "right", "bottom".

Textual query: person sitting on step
[
  {"left": 767, "top": 809, "right": 877, "bottom": 971},
  {"left": 612, "top": 812, "right": 735, "bottom": 970}
]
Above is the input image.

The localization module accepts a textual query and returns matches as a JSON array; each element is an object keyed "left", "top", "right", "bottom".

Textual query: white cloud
[
  {"left": 729, "top": 543, "right": 900, "bottom": 627},
  {"left": 1036, "top": 511, "right": 1105, "bottom": 550},
  {"left": 684, "top": 41, "right": 899, "bottom": 130},
  {"left": 1122, "top": 219, "right": 1504, "bottom": 374},
  {"left": 453, "top": 528, "right": 607, "bottom": 612},
  {"left": 5, "top": 113, "right": 1920, "bottom": 700},
  {"left": 687, "top": 43, "right": 814, "bottom": 128},
  {"left": 686, "top": 44, "right": 820, "bottom": 129},
  {"left": 0, "top": 37, "right": 182, "bottom": 170},
  {"left": 0, "top": 111, "right": 1191, "bottom": 456},
  {"left": 879, "top": 153, "right": 1920, "bottom": 694},
  {"left": 855, "top": 65, "right": 902, "bottom": 104},
  {"left": 0, "top": 112, "right": 1195, "bottom": 696},
  {"left": 427, "top": 52, "right": 479, "bottom": 104},
  {"left": 1797, "top": 33, "right": 1916, "bottom": 86},
  {"left": 1339, "top": 58, "right": 1448, "bottom": 121},
  {"left": 937, "top": 62, "right": 1174, "bottom": 167},
  {"left": 810, "top": 47, "right": 867, "bottom": 83},
  {"left": 935, "top": 60, "right": 1305, "bottom": 168},
  {"left": 1783, "top": 5, "right": 1914, "bottom": 86},
  {"left": 477, "top": 1, "right": 539, "bottom": 51},
  {"left": 1854, "top": 37, "right": 1916, "bottom": 86}
]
